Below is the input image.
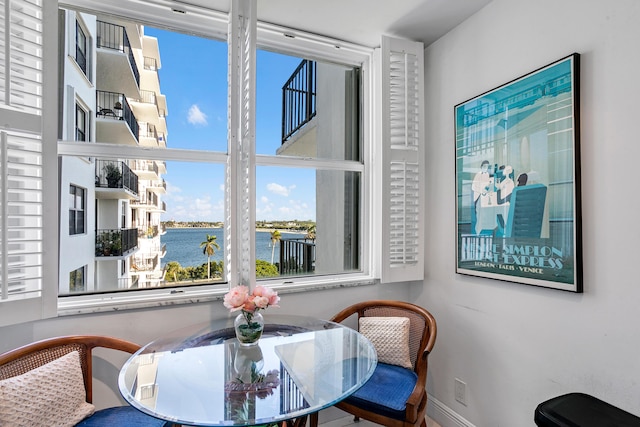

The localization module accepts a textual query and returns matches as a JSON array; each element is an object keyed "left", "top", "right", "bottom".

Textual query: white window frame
[{"left": 0, "top": 0, "right": 424, "bottom": 322}]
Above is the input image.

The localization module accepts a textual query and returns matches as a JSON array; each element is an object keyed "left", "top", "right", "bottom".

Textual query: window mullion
[{"left": 227, "top": 0, "right": 257, "bottom": 289}]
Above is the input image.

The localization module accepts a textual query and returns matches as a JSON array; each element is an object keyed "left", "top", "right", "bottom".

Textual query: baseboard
[{"left": 427, "top": 394, "right": 477, "bottom": 427}]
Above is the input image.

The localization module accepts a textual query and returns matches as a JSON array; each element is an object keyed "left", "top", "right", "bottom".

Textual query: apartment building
[{"left": 58, "top": 9, "right": 168, "bottom": 293}]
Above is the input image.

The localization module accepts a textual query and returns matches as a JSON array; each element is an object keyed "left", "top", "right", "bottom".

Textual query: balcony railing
[
  {"left": 139, "top": 122, "right": 158, "bottom": 140},
  {"left": 282, "top": 59, "right": 316, "bottom": 144},
  {"left": 132, "top": 193, "right": 160, "bottom": 209},
  {"left": 143, "top": 56, "right": 160, "bottom": 84},
  {"left": 96, "top": 90, "right": 140, "bottom": 143},
  {"left": 95, "top": 228, "right": 138, "bottom": 257},
  {"left": 130, "top": 159, "right": 159, "bottom": 175},
  {"left": 96, "top": 20, "right": 140, "bottom": 87},
  {"left": 95, "top": 159, "right": 138, "bottom": 195},
  {"left": 279, "top": 238, "right": 315, "bottom": 275}
]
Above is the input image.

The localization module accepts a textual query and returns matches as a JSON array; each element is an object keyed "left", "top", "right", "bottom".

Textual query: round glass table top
[{"left": 118, "top": 314, "right": 377, "bottom": 426}]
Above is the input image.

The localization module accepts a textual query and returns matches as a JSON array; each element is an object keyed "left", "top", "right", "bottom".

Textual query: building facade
[{"left": 59, "top": 9, "right": 168, "bottom": 293}]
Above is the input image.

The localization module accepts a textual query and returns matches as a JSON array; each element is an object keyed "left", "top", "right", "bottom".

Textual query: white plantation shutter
[
  {"left": 0, "top": 0, "right": 56, "bottom": 327},
  {"left": 226, "top": 0, "right": 256, "bottom": 288},
  {"left": 380, "top": 36, "right": 424, "bottom": 284}
]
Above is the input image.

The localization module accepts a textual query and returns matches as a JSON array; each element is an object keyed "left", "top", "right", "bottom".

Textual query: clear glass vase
[{"left": 234, "top": 311, "right": 264, "bottom": 346}]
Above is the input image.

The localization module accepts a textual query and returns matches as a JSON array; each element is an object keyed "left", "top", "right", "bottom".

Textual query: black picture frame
[{"left": 454, "top": 53, "right": 582, "bottom": 292}]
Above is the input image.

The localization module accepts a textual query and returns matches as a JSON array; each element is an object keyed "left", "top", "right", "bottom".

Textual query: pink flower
[
  {"left": 252, "top": 295, "right": 270, "bottom": 309},
  {"left": 253, "top": 285, "right": 280, "bottom": 307},
  {"left": 223, "top": 285, "right": 250, "bottom": 312},
  {"left": 224, "top": 285, "right": 279, "bottom": 316}
]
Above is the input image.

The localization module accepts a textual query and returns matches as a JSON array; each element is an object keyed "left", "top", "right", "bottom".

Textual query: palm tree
[
  {"left": 200, "top": 234, "right": 220, "bottom": 279},
  {"left": 270, "top": 230, "right": 282, "bottom": 264},
  {"left": 305, "top": 224, "right": 316, "bottom": 241}
]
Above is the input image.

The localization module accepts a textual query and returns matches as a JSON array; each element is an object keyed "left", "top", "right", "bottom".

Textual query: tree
[
  {"left": 270, "top": 230, "right": 282, "bottom": 264},
  {"left": 200, "top": 234, "right": 220, "bottom": 279},
  {"left": 305, "top": 224, "right": 316, "bottom": 240},
  {"left": 256, "top": 259, "right": 279, "bottom": 278}
]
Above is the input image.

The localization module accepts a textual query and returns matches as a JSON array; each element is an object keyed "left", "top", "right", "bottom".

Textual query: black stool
[{"left": 535, "top": 393, "right": 640, "bottom": 427}]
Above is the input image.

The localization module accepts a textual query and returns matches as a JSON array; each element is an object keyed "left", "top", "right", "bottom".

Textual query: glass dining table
[{"left": 118, "top": 314, "right": 377, "bottom": 426}]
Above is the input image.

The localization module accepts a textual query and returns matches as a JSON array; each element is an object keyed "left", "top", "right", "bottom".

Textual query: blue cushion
[
  {"left": 75, "top": 406, "right": 169, "bottom": 426},
  {"left": 344, "top": 362, "right": 418, "bottom": 420}
]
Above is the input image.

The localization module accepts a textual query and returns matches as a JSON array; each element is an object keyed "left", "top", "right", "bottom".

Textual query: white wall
[{"left": 418, "top": 0, "right": 640, "bottom": 425}]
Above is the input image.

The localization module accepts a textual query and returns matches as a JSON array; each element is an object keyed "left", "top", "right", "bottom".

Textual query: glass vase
[{"left": 234, "top": 311, "right": 264, "bottom": 346}]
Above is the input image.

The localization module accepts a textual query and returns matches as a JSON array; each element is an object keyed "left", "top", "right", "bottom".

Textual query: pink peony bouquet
[{"left": 224, "top": 285, "right": 280, "bottom": 323}]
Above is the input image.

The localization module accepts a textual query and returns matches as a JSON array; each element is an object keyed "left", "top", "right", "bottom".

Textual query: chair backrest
[
  {"left": 0, "top": 335, "right": 141, "bottom": 403},
  {"left": 331, "top": 300, "right": 437, "bottom": 370},
  {"left": 505, "top": 183, "right": 547, "bottom": 238}
]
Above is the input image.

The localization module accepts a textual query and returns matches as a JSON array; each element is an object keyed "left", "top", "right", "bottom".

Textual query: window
[
  {"left": 69, "top": 266, "right": 86, "bottom": 293},
  {"left": 75, "top": 103, "right": 88, "bottom": 141},
  {"left": 69, "top": 185, "right": 86, "bottom": 235},
  {"left": 75, "top": 20, "right": 88, "bottom": 76},
  {"left": 0, "top": 0, "right": 423, "bottom": 323}
]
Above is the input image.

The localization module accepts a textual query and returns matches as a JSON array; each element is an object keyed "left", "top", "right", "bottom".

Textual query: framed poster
[{"left": 455, "top": 53, "right": 582, "bottom": 292}]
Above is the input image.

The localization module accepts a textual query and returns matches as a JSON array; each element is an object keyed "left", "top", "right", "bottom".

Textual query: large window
[
  {"left": 57, "top": 6, "right": 366, "bottom": 301},
  {"left": 0, "top": 0, "right": 423, "bottom": 323}
]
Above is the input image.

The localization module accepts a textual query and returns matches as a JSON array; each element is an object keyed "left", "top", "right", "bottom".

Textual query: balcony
[
  {"left": 95, "top": 90, "right": 140, "bottom": 146},
  {"left": 148, "top": 179, "right": 166, "bottom": 194},
  {"left": 279, "top": 238, "right": 316, "bottom": 275},
  {"left": 95, "top": 159, "right": 139, "bottom": 199},
  {"left": 130, "top": 89, "right": 168, "bottom": 125},
  {"left": 130, "top": 159, "right": 159, "bottom": 180},
  {"left": 138, "top": 122, "right": 164, "bottom": 148},
  {"left": 95, "top": 228, "right": 138, "bottom": 258},
  {"left": 281, "top": 59, "right": 317, "bottom": 145},
  {"left": 131, "top": 194, "right": 164, "bottom": 212},
  {"left": 96, "top": 20, "right": 140, "bottom": 98}
]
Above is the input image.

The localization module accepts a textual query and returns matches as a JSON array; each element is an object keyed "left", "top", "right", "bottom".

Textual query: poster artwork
[{"left": 455, "top": 54, "right": 582, "bottom": 292}]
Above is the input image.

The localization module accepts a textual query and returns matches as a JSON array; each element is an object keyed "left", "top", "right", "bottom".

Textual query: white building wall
[
  {"left": 315, "top": 63, "right": 348, "bottom": 274},
  {"left": 58, "top": 157, "right": 97, "bottom": 293},
  {"left": 58, "top": 10, "right": 98, "bottom": 294},
  {"left": 419, "top": 0, "right": 640, "bottom": 426}
]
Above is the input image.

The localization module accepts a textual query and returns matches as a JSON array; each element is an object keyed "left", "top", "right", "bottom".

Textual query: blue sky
[{"left": 145, "top": 27, "right": 316, "bottom": 222}]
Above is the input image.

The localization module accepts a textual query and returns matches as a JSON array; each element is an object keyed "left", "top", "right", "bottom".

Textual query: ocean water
[{"left": 162, "top": 228, "right": 303, "bottom": 268}]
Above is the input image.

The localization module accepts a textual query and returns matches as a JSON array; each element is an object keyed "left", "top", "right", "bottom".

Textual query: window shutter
[
  {"left": 0, "top": 0, "right": 56, "bottom": 327},
  {"left": 379, "top": 36, "right": 425, "bottom": 284},
  {"left": 226, "top": 0, "right": 256, "bottom": 287}
]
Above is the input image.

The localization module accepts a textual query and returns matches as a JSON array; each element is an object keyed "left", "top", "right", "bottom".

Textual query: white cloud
[
  {"left": 260, "top": 196, "right": 269, "bottom": 203},
  {"left": 187, "top": 104, "right": 208, "bottom": 126},
  {"left": 267, "top": 183, "right": 296, "bottom": 197}
]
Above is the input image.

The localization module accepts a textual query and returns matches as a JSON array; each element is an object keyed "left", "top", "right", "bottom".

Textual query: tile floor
[{"left": 320, "top": 415, "right": 442, "bottom": 427}]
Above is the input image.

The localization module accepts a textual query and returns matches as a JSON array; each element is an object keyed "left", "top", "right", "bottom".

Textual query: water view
[{"left": 162, "top": 228, "right": 304, "bottom": 268}]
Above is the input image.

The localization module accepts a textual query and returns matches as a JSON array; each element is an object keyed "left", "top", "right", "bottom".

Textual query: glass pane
[
  {"left": 59, "top": 157, "right": 225, "bottom": 295},
  {"left": 256, "top": 166, "right": 361, "bottom": 279},
  {"left": 257, "top": 51, "right": 361, "bottom": 161},
  {"left": 142, "top": 27, "right": 228, "bottom": 151}
]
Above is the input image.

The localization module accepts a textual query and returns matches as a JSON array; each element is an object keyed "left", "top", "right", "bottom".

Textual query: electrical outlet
[{"left": 454, "top": 378, "right": 467, "bottom": 405}]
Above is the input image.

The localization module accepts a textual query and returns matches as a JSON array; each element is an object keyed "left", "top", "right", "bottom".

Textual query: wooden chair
[
  {"left": 0, "top": 335, "right": 169, "bottom": 426},
  {"left": 313, "top": 300, "right": 437, "bottom": 427}
]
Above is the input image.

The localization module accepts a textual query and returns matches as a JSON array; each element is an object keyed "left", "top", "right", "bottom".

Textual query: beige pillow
[
  {"left": 0, "top": 350, "right": 95, "bottom": 427},
  {"left": 359, "top": 316, "right": 412, "bottom": 369}
]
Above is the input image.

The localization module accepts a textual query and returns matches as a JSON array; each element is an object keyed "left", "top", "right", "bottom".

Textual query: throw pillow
[
  {"left": 359, "top": 316, "right": 412, "bottom": 369},
  {"left": 0, "top": 350, "right": 96, "bottom": 427}
]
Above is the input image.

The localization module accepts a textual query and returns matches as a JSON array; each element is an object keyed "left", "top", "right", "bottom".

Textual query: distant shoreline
[{"left": 165, "top": 226, "right": 305, "bottom": 235}]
